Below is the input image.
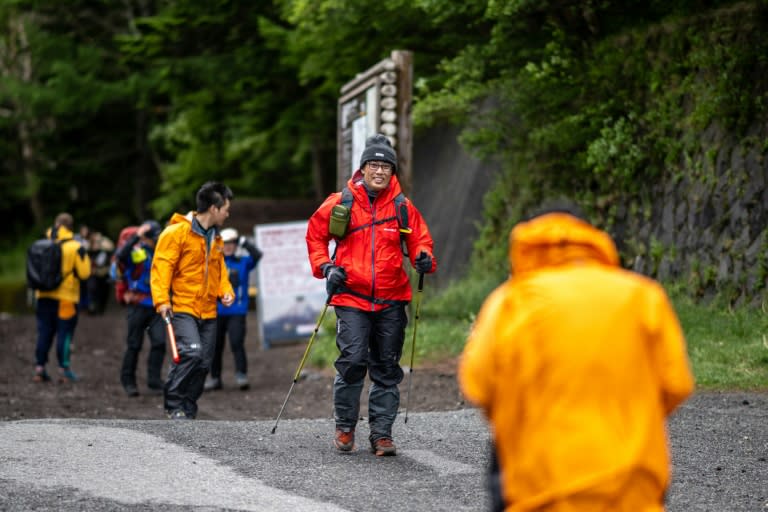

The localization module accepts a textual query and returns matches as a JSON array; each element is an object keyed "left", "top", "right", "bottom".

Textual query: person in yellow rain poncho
[{"left": 459, "top": 202, "right": 694, "bottom": 512}]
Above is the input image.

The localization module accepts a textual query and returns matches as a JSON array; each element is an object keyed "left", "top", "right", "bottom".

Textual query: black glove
[
  {"left": 414, "top": 251, "right": 432, "bottom": 273},
  {"left": 241, "top": 237, "right": 263, "bottom": 264},
  {"left": 322, "top": 264, "right": 347, "bottom": 295}
]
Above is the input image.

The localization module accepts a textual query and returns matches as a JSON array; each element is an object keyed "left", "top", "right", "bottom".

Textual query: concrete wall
[{"left": 411, "top": 126, "right": 498, "bottom": 289}]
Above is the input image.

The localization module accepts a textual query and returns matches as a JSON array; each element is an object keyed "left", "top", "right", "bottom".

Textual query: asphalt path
[{"left": 0, "top": 392, "right": 766, "bottom": 511}]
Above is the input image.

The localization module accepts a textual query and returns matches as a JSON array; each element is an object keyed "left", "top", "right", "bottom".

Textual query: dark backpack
[
  {"left": 110, "top": 225, "right": 140, "bottom": 305},
  {"left": 26, "top": 230, "right": 72, "bottom": 291}
]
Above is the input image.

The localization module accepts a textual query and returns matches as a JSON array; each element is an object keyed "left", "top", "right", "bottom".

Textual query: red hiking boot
[
  {"left": 371, "top": 437, "right": 397, "bottom": 457},
  {"left": 334, "top": 428, "right": 355, "bottom": 452}
]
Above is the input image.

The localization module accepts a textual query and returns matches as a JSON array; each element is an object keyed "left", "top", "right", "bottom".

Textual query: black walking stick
[
  {"left": 271, "top": 296, "right": 332, "bottom": 434},
  {"left": 403, "top": 272, "right": 425, "bottom": 424}
]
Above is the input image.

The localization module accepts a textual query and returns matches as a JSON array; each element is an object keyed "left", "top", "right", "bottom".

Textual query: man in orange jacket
[
  {"left": 459, "top": 201, "right": 694, "bottom": 511},
  {"left": 151, "top": 181, "right": 235, "bottom": 419},
  {"left": 306, "top": 134, "right": 436, "bottom": 456}
]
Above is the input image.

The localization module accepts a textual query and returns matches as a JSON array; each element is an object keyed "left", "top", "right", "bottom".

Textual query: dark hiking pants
[
  {"left": 211, "top": 314, "right": 247, "bottom": 379},
  {"left": 35, "top": 297, "right": 77, "bottom": 369},
  {"left": 120, "top": 304, "right": 166, "bottom": 389},
  {"left": 333, "top": 304, "right": 407, "bottom": 442},
  {"left": 164, "top": 313, "right": 216, "bottom": 418}
]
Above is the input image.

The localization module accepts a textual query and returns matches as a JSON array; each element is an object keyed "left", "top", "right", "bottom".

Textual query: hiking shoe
[
  {"left": 147, "top": 385, "right": 164, "bottom": 396},
  {"left": 166, "top": 410, "right": 189, "bottom": 420},
  {"left": 371, "top": 437, "right": 397, "bottom": 457},
  {"left": 58, "top": 368, "right": 79, "bottom": 383},
  {"left": 123, "top": 384, "right": 139, "bottom": 397},
  {"left": 334, "top": 428, "right": 355, "bottom": 452},
  {"left": 204, "top": 377, "right": 222, "bottom": 391},
  {"left": 235, "top": 372, "right": 250, "bottom": 390},
  {"left": 33, "top": 368, "right": 51, "bottom": 383}
]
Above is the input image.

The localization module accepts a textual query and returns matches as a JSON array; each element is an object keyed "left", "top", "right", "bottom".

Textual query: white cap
[{"left": 220, "top": 228, "right": 239, "bottom": 243}]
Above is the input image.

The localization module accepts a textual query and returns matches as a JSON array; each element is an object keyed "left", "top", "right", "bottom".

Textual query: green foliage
[
  {"left": 673, "top": 292, "right": 768, "bottom": 389},
  {"left": 457, "top": 2, "right": 768, "bottom": 276},
  {"left": 2, "top": 0, "right": 767, "bottom": 308}
]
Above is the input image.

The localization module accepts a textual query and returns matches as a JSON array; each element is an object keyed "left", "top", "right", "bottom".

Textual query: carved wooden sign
[{"left": 337, "top": 50, "right": 413, "bottom": 194}]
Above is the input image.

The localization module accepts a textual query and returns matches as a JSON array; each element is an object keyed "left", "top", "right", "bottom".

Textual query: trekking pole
[
  {"left": 163, "top": 311, "right": 181, "bottom": 364},
  {"left": 403, "top": 272, "right": 425, "bottom": 424},
  {"left": 271, "top": 296, "right": 331, "bottom": 434}
]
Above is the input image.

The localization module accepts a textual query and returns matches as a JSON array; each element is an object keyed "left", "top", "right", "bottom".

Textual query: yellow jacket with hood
[
  {"left": 150, "top": 212, "right": 234, "bottom": 319},
  {"left": 36, "top": 225, "right": 92, "bottom": 304},
  {"left": 459, "top": 212, "right": 694, "bottom": 512}
]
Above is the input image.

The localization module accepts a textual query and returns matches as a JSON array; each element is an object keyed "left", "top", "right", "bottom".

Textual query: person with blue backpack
[
  {"left": 115, "top": 220, "right": 166, "bottom": 397},
  {"left": 204, "top": 228, "right": 262, "bottom": 391}
]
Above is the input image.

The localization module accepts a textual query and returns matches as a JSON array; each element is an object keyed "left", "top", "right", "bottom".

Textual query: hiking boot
[
  {"left": 371, "top": 437, "right": 397, "bottom": 457},
  {"left": 334, "top": 428, "right": 355, "bottom": 452},
  {"left": 166, "top": 410, "right": 190, "bottom": 420},
  {"left": 33, "top": 367, "right": 51, "bottom": 383},
  {"left": 123, "top": 384, "right": 139, "bottom": 397},
  {"left": 235, "top": 372, "right": 250, "bottom": 390},
  {"left": 204, "top": 377, "right": 222, "bottom": 391},
  {"left": 146, "top": 385, "right": 164, "bottom": 396},
  {"left": 58, "top": 368, "right": 79, "bottom": 383}
]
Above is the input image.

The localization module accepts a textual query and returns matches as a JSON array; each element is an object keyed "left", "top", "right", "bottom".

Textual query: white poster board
[{"left": 254, "top": 221, "right": 328, "bottom": 349}]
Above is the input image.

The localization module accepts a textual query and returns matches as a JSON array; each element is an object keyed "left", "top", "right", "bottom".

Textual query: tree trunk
[{"left": 8, "top": 14, "right": 45, "bottom": 225}]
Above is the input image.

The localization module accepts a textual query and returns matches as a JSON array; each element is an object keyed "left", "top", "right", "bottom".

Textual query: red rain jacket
[{"left": 306, "top": 171, "right": 436, "bottom": 311}]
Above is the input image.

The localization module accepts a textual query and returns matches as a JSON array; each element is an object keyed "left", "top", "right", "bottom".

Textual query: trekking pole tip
[{"left": 271, "top": 426, "right": 277, "bottom": 434}]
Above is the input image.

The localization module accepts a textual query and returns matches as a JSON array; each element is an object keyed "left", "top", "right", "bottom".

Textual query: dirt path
[{"left": 0, "top": 305, "right": 465, "bottom": 421}]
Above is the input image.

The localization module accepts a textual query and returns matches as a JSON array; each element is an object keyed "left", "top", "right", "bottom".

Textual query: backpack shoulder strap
[
  {"left": 340, "top": 186, "right": 353, "bottom": 208},
  {"left": 393, "top": 192, "right": 411, "bottom": 234},
  {"left": 393, "top": 192, "right": 412, "bottom": 258}
]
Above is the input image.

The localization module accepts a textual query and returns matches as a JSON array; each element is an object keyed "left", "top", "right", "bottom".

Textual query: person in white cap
[{"left": 205, "top": 227, "right": 262, "bottom": 391}]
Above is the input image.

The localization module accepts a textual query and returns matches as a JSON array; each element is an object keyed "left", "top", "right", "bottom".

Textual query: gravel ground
[
  {"left": 0, "top": 391, "right": 766, "bottom": 511},
  {"left": 666, "top": 391, "right": 768, "bottom": 511}
]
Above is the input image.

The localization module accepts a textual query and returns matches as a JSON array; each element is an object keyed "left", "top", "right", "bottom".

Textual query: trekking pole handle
[
  {"left": 417, "top": 272, "right": 424, "bottom": 292},
  {"left": 163, "top": 311, "right": 181, "bottom": 364}
]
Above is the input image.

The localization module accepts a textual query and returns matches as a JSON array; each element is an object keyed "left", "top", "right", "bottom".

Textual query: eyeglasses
[{"left": 367, "top": 161, "right": 393, "bottom": 173}]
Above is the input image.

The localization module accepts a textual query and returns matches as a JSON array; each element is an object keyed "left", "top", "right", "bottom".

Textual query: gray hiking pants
[{"left": 333, "top": 304, "right": 408, "bottom": 442}]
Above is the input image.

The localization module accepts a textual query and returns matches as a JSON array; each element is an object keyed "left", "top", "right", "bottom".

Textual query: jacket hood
[
  {"left": 509, "top": 213, "right": 619, "bottom": 275},
  {"left": 46, "top": 225, "right": 74, "bottom": 241},
  {"left": 172, "top": 211, "right": 221, "bottom": 239},
  {"left": 170, "top": 212, "right": 193, "bottom": 226}
]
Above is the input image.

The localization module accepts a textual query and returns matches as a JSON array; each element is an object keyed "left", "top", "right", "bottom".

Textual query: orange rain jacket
[
  {"left": 459, "top": 212, "right": 694, "bottom": 512},
  {"left": 150, "top": 212, "right": 233, "bottom": 320},
  {"left": 306, "top": 171, "right": 436, "bottom": 311}
]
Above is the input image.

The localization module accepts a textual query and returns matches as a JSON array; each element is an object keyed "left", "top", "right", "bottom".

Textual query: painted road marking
[
  {"left": 403, "top": 449, "right": 478, "bottom": 476},
  {"left": 0, "top": 423, "right": 349, "bottom": 512}
]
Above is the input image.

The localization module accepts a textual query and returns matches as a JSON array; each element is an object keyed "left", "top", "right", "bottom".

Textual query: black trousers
[
  {"left": 211, "top": 314, "right": 247, "bottom": 378},
  {"left": 164, "top": 313, "right": 217, "bottom": 418},
  {"left": 333, "top": 305, "right": 408, "bottom": 440},
  {"left": 120, "top": 304, "right": 166, "bottom": 388}
]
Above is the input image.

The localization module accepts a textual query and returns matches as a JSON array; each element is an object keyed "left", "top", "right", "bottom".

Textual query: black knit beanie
[{"left": 359, "top": 134, "right": 397, "bottom": 173}]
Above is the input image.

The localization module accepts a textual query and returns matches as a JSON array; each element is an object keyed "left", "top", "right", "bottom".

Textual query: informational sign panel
[
  {"left": 254, "top": 221, "right": 327, "bottom": 349},
  {"left": 337, "top": 50, "right": 413, "bottom": 194}
]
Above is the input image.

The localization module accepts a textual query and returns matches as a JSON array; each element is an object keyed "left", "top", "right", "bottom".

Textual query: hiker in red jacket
[{"left": 306, "top": 134, "right": 436, "bottom": 456}]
